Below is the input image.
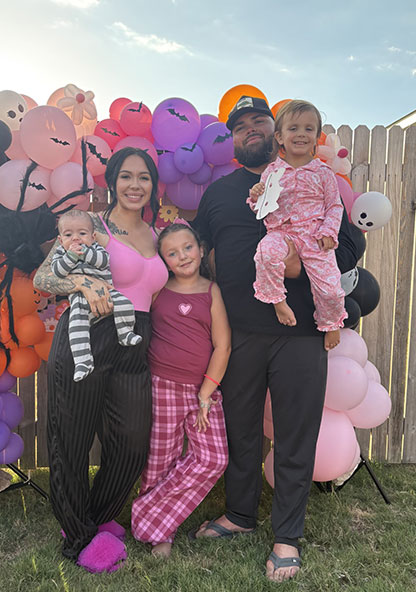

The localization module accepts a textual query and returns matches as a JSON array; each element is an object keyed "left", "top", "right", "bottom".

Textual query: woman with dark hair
[{"left": 33, "top": 148, "right": 168, "bottom": 573}]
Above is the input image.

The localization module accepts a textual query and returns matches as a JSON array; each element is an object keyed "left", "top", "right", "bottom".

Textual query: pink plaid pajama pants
[
  {"left": 131, "top": 374, "right": 228, "bottom": 544},
  {"left": 254, "top": 223, "right": 347, "bottom": 331}
]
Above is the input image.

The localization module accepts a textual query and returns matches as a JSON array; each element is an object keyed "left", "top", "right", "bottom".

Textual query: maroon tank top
[{"left": 148, "top": 284, "right": 213, "bottom": 384}]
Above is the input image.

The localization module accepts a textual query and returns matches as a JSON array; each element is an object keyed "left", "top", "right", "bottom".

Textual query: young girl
[
  {"left": 248, "top": 99, "right": 347, "bottom": 351},
  {"left": 131, "top": 223, "right": 230, "bottom": 558}
]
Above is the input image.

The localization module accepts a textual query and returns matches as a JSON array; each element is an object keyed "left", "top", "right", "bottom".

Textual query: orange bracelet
[{"left": 204, "top": 374, "right": 220, "bottom": 386}]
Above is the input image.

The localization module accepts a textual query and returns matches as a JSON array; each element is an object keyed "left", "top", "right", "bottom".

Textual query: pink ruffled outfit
[{"left": 248, "top": 157, "right": 347, "bottom": 331}]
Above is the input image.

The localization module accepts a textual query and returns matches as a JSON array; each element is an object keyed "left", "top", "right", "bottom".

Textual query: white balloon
[
  {"left": 0, "top": 90, "right": 27, "bottom": 131},
  {"left": 341, "top": 267, "right": 359, "bottom": 296},
  {"left": 351, "top": 191, "right": 392, "bottom": 231}
]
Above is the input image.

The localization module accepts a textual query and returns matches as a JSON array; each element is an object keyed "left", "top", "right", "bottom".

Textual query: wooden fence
[{"left": 12, "top": 124, "right": 416, "bottom": 468}]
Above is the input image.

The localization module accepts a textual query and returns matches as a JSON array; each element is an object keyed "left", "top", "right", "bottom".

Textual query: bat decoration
[
  {"left": 50, "top": 137, "right": 71, "bottom": 146},
  {"left": 101, "top": 127, "right": 120, "bottom": 137},
  {"left": 86, "top": 141, "right": 108, "bottom": 165},
  {"left": 181, "top": 143, "right": 197, "bottom": 152},
  {"left": 213, "top": 132, "right": 232, "bottom": 144},
  {"left": 127, "top": 101, "right": 143, "bottom": 113},
  {"left": 28, "top": 182, "right": 47, "bottom": 191},
  {"left": 167, "top": 108, "right": 190, "bottom": 123}
]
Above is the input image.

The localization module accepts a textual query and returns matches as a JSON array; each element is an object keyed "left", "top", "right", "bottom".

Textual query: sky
[{"left": 1, "top": 0, "right": 415, "bottom": 128}]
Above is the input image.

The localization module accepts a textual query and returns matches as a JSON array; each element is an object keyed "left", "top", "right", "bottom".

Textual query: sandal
[{"left": 188, "top": 519, "right": 255, "bottom": 541}]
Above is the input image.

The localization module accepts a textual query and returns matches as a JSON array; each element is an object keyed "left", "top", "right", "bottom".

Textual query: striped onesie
[{"left": 51, "top": 242, "right": 142, "bottom": 382}]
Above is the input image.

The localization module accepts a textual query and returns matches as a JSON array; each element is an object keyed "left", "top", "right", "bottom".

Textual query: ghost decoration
[
  {"left": 254, "top": 168, "right": 284, "bottom": 220},
  {"left": 0, "top": 90, "right": 28, "bottom": 131},
  {"left": 350, "top": 192, "right": 392, "bottom": 231},
  {"left": 340, "top": 267, "right": 359, "bottom": 296}
]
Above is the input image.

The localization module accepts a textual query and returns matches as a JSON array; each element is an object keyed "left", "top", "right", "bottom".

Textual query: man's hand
[
  {"left": 317, "top": 236, "right": 336, "bottom": 251},
  {"left": 283, "top": 238, "right": 301, "bottom": 279}
]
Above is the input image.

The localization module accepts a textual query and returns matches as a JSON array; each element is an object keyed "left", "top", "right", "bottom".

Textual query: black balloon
[
  {"left": 0, "top": 120, "right": 12, "bottom": 153},
  {"left": 349, "top": 266, "right": 380, "bottom": 316},
  {"left": 349, "top": 223, "right": 367, "bottom": 261},
  {"left": 344, "top": 296, "right": 362, "bottom": 329}
]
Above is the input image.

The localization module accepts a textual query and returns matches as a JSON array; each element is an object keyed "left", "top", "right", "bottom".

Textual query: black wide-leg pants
[
  {"left": 222, "top": 330, "right": 327, "bottom": 547},
  {"left": 47, "top": 310, "right": 152, "bottom": 561}
]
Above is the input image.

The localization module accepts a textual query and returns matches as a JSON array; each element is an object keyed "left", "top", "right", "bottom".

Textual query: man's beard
[{"left": 234, "top": 134, "right": 275, "bottom": 168}]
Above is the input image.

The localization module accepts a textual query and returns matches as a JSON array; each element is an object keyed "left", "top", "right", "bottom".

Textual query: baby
[{"left": 52, "top": 209, "right": 142, "bottom": 381}]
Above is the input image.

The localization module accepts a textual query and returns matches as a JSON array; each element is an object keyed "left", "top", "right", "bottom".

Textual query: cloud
[
  {"left": 412, "top": 69, "right": 416, "bottom": 76},
  {"left": 49, "top": 0, "right": 100, "bottom": 7},
  {"left": 347, "top": 55, "right": 356, "bottom": 62},
  {"left": 48, "top": 19, "right": 74, "bottom": 29},
  {"left": 376, "top": 63, "right": 394, "bottom": 71},
  {"left": 388, "top": 46, "right": 401, "bottom": 53},
  {"left": 111, "top": 21, "right": 193, "bottom": 55}
]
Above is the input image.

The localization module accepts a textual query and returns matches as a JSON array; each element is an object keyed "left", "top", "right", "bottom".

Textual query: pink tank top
[
  {"left": 148, "top": 285, "right": 214, "bottom": 384},
  {"left": 99, "top": 215, "right": 168, "bottom": 312}
]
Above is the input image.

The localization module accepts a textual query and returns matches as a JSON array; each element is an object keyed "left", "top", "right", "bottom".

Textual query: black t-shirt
[{"left": 193, "top": 167, "right": 360, "bottom": 337}]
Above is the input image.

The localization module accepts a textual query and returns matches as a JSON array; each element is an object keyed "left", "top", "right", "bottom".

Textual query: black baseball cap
[{"left": 226, "top": 96, "right": 274, "bottom": 131}]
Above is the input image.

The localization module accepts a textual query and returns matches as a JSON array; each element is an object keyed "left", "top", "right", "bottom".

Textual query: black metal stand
[
  {"left": 1, "top": 463, "right": 49, "bottom": 500},
  {"left": 315, "top": 454, "right": 391, "bottom": 505}
]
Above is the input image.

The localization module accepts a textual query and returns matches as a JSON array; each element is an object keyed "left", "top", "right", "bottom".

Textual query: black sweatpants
[
  {"left": 222, "top": 330, "right": 327, "bottom": 547},
  {"left": 47, "top": 310, "right": 152, "bottom": 561}
]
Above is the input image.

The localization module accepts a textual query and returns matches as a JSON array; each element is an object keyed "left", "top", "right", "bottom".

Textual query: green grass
[{"left": 1, "top": 464, "right": 415, "bottom": 591}]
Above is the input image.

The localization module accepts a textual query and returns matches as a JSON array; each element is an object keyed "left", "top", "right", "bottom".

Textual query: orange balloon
[
  {"left": 0, "top": 349, "right": 6, "bottom": 375},
  {"left": 8, "top": 347, "right": 41, "bottom": 378},
  {"left": 34, "top": 333, "right": 54, "bottom": 362},
  {"left": 218, "top": 85, "right": 268, "bottom": 123},
  {"left": 271, "top": 99, "right": 292, "bottom": 118},
  {"left": 317, "top": 131, "right": 327, "bottom": 146},
  {"left": 15, "top": 314, "right": 46, "bottom": 346},
  {"left": 9, "top": 278, "right": 41, "bottom": 318}
]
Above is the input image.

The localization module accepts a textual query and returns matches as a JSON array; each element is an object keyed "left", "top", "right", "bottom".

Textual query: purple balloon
[
  {"left": 173, "top": 143, "right": 204, "bottom": 175},
  {"left": 211, "top": 162, "right": 240, "bottom": 183},
  {"left": 151, "top": 98, "right": 200, "bottom": 152},
  {"left": 0, "top": 420, "right": 11, "bottom": 451},
  {"left": 158, "top": 152, "right": 184, "bottom": 184},
  {"left": 198, "top": 122, "right": 234, "bottom": 166},
  {"left": 0, "top": 392, "right": 24, "bottom": 429},
  {"left": 189, "top": 162, "right": 212, "bottom": 185},
  {"left": 0, "top": 432, "right": 24, "bottom": 464},
  {"left": 166, "top": 176, "right": 207, "bottom": 210},
  {"left": 199, "top": 114, "right": 219, "bottom": 130},
  {"left": 0, "top": 371, "right": 17, "bottom": 392}
]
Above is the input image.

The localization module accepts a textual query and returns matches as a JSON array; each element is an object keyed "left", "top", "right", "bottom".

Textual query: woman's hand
[
  {"left": 194, "top": 407, "right": 210, "bottom": 432},
  {"left": 76, "top": 276, "right": 114, "bottom": 317}
]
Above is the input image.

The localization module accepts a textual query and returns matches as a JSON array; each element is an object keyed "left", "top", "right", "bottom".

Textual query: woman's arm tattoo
[{"left": 33, "top": 239, "right": 77, "bottom": 295}]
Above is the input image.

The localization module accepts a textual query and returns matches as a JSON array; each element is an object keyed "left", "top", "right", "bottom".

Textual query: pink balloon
[
  {"left": 120, "top": 102, "right": 152, "bottom": 137},
  {"left": 20, "top": 94, "right": 38, "bottom": 110},
  {"left": 5, "top": 130, "right": 28, "bottom": 160},
  {"left": 151, "top": 98, "right": 200, "bottom": 152},
  {"left": 94, "top": 119, "right": 126, "bottom": 150},
  {"left": 47, "top": 192, "right": 90, "bottom": 213},
  {"left": 264, "top": 390, "right": 272, "bottom": 423},
  {"left": 264, "top": 449, "right": 274, "bottom": 487},
  {"left": 166, "top": 176, "right": 207, "bottom": 210},
  {"left": 113, "top": 136, "right": 158, "bottom": 166},
  {"left": 313, "top": 408, "right": 357, "bottom": 482},
  {"left": 336, "top": 175, "right": 354, "bottom": 219},
  {"left": 109, "top": 97, "right": 132, "bottom": 120},
  {"left": 346, "top": 380, "right": 391, "bottom": 429},
  {"left": 211, "top": 161, "right": 240, "bottom": 183},
  {"left": 0, "top": 432, "right": 24, "bottom": 464},
  {"left": 364, "top": 360, "right": 381, "bottom": 384},
  {"left": 0, "top": 392, "right": 24, "bottom": 429},
  {"left": 325, "top": 356, "right": 368, "bottom": 411},
  {"left": 20, "top": 106, "right": 76, "bottom": 169},
  {"left": 71, "top": 135, "right": 112, "bottom": 176},
  {"left": 94, "top": 173, "right": 107, "bottom": 188},
  {"left": 0, "top": 159, "right": 51, "bottom": 211},
  {"left": 50, "top": 162, "right": 94, "bottom": 200},
  {"left": 198, "top": 122, "right": 234, "bottom": 166},
  {"left": 157, "top": 180, "right": 166, "bottom": 199},
  {"left": 328, "top": 328, "right": 368, "bottom": 367}
]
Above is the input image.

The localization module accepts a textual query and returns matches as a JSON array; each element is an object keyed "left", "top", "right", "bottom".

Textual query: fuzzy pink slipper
[
  {"left": 61, "top": 520, "right": 126, "bottom": 541},
  {"left": 77, "top": 532, "right": 127, "bottom": 574}
]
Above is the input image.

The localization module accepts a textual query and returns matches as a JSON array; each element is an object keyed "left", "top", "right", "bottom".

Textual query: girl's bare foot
[
  {"left": 273, "top": 301, "right": 297, "bottom": 326},
  {"left": 151, "top": 542, "right": 172, "bottom": 558},
  {"left": 324, "top": 329, "right": 340, "bottom": 351},
  {"left": 266, "top": 543, "right": 300, "bottom": 582}
]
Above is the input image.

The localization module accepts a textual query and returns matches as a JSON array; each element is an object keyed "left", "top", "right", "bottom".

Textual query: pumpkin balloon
[
  {"left": 15, "top": 313, "right": 46, "bottom": 345},
  {"left": 218, "top": 85, "right": 268, "bottom": 123},
  {"left": 9, "top": 278, "right": 40, "bottom": 317},
  {"left": 8, "top": 347, "right": 41, "bottom": 378},
  {"left": 34, "top": 332, "right": 54, "bottom": 361}
]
